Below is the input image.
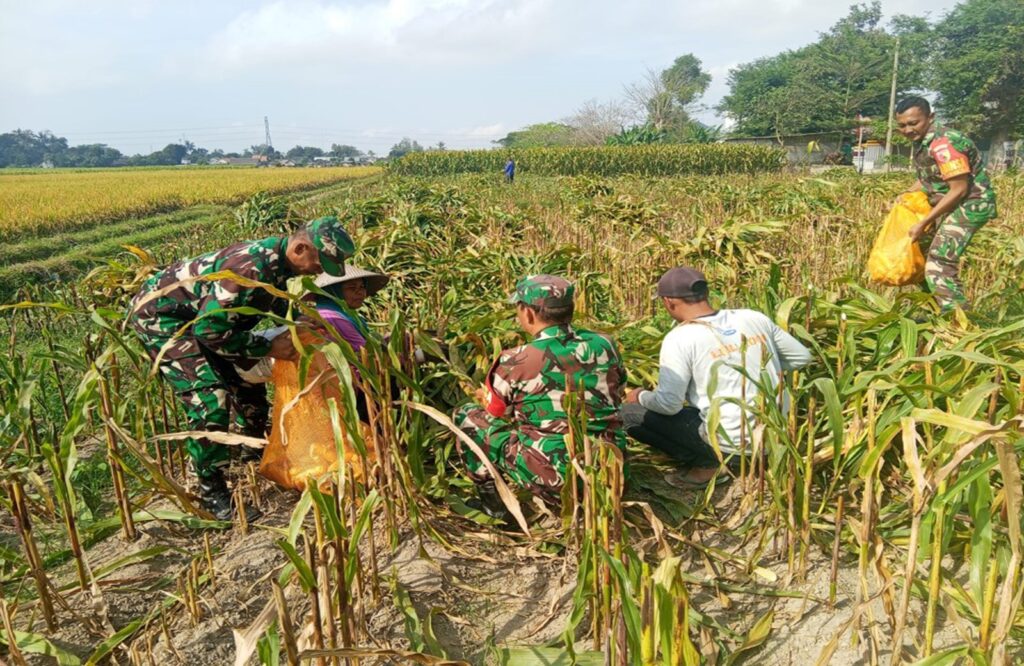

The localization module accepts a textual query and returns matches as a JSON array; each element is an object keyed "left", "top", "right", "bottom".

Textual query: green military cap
[
  {"left": 508, "top": 274, "right": 575, "bottom": 308},
  {"left": 306, "top": 216, "right": 355, "bottom": 277}
]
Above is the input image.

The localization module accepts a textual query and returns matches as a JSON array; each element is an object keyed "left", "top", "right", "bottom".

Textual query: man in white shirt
[{"left": 622, "top": 267, "right": 812, "bottom": 487}]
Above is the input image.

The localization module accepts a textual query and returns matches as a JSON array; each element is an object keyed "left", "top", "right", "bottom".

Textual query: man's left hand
[
  {"left": 625, "top": 388, "right": 644, "bottom": 404},
  {"left": 474, "top": 387, "right": 489, "bottom": 406}
]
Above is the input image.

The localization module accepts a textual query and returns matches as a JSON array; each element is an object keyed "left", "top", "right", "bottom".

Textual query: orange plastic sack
[
  {"left": 867, "top": 191, "right": 931, "bottom": 286},
  {"left": 259, "top": 349, "right": 374, "bottom": 491}
]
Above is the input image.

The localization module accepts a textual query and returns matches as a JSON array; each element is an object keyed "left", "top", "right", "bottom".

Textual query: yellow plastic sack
[
  {"left": 259, "top": 345, "right": 375, "bottom": 491},
  {"left": 867, "top": 191, "right": 931, "bottom": 286}
]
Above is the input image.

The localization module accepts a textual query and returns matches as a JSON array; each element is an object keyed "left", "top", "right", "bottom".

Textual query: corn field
[
  {"left": 0, "top": 167, "right": 1022, "bottom": 664},
  {"left": 389, "top": 145, "right": 786, "bottom": 177}
]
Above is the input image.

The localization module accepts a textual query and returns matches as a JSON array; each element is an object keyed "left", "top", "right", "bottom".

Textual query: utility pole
[
  {"left": 884, "top": 37, "right": 901, "bottom": 172},
  {"left": 264, "top": 116, "right": 273, "bottom": 152}
]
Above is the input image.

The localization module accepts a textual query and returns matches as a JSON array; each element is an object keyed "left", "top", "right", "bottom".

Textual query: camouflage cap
[
  {"left": 508, "top": 274, "right": 575, "bottom": 308},
  {"left": 306, "top": 216, "right": 355, "bottom": 277}
]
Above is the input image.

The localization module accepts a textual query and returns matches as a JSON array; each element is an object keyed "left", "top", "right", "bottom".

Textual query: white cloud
[
  {"left": 0, "top": 15, "right": 122, "bottom": 95},
  {"left": 463, "top": 123, "right": 504, "bottom": 138},
  {"left": 1, "top": 0, "right": 967, "bottom": 150},
  {"left": 188, "top": 0, "right": 557, "bottom": 75}
]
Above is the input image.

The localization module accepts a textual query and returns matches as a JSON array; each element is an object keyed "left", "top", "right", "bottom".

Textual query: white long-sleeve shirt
[{"left": 639, "top": 309, "right": 812, "bottom": 452}]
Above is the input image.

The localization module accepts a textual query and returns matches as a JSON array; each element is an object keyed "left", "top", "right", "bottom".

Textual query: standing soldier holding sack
[
  {"left": 127, "top": 216, "right": 355, "bottom": 519},
  {"left": 894, "top": 96, "right": 997, "bottom": 313}
]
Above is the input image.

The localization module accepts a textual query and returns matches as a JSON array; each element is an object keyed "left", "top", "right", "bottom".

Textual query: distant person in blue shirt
[{"left": 503, "top": 157, "right": 515, "bottom": 184}]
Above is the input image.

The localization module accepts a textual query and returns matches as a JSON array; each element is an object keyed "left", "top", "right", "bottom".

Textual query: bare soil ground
[{"left": 22, "top": 461, "right": 1015, "bottom": 666}]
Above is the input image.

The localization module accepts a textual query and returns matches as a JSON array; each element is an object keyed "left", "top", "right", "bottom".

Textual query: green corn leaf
[
  {"left": 0, "top": 629, "right": 82, "bottom": 665},
  {"left": 275, "top": 538, "right": 315, "bottom": 593}
]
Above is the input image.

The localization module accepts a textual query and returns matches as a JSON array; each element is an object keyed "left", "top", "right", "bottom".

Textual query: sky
[{"left": 0, "top": 0, "right": 963, "bottom": 156}]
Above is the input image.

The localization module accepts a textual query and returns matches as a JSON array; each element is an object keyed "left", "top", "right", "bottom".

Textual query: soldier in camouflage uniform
[
  {"left": 127, "top": 216, "right": 355, "bottom": 519},
  {"left": 453, "top": 275, "right": 627, "bottom": 505},
  {"left": 895, "top": 96, "right": 998, "bottom": 312}
]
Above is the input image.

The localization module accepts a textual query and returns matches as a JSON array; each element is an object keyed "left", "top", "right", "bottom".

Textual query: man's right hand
[
  {"left": 268, "top": 332, "right": 298, "bottom": 361},
  {"left": 625, "top": 387, "right": 644, "bottom": 404}
]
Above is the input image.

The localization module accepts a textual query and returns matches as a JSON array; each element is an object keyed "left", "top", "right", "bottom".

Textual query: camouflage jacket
[
  {"left": 913, "top": 123, "right": 996, "bottom": 210},
  {"left": 128, "top": 236, "right": 292, "bottom": 358},
  {"left": 483, "top": 324, "right": 627, "bottom": 450}
]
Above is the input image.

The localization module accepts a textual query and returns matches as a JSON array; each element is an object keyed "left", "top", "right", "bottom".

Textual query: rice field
[
  {"left": 1, "top": 167, "right": 1022, "bottom": 664},
  {"left": 0, "top": 166, "right": 381, "bottom": 240}
]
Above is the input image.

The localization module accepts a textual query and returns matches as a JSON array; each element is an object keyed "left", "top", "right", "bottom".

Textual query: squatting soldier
[
  {"left": 453, "top": 275, "right": 627, "bottom": 511},
  {"left": 127, "top": 216, "right": 354, "bottom": 519},
  {"left": 895, "top": 96, "right": 998, "bottom": 312}
]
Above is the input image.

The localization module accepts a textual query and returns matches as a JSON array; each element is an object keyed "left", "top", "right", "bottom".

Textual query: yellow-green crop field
[
  {"left": 0, "top": 166, "right": 380, "bottom": 239},
  {"left": 2, "top": 167, "right": 1024, "bottom": 664}
]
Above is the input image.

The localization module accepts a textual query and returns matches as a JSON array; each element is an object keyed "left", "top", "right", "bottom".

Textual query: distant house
[
  {"left": 210, "top": 157, "right": 260, "bottom": 166},
  {"left": 311, "top": 155, "right": 377, "bottom": 167},
  {"left": 721, "top": 131, "right": 856, "bottom": 165}
]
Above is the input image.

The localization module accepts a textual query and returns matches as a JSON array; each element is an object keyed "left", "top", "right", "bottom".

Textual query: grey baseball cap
[{"left": 656, "top": 267, "right": 708, "bottom": 299}]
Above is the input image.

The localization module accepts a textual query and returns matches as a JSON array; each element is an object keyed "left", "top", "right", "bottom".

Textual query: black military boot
[
  {"left": 473, "top": 479, "right": 511, "bottom": 523},
  {"left": 230, "top": 420, "right": 267, "bottom": 464},
  {"left": 197, "top": 471, "right": 234, "bottom": 521},
  {"left": 197, "top": 470, "right": 263, "bottom": 523},
  {"left": 239, "top": 445, "right": 263, "bottom": 464}
]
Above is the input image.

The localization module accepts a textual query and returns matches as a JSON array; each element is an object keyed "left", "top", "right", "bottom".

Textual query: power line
[
  {"left": 57, "top": 125, "right": 264, "bottom": 136},
  {"left": 52, "top": 124, "right": 503, "bottom": 141}
]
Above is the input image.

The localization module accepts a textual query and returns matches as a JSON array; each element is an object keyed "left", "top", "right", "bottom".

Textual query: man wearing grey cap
[{"left": 622, "top": 266, "right": 812, "bottom": 488}]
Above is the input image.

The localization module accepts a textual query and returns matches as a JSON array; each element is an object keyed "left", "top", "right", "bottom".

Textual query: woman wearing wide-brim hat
[
  {"left": 260, "top": 265, "right": 389, "bottom": 491},
  {"left": 312, "top": 265, "right": 390, "bottom": 354}
]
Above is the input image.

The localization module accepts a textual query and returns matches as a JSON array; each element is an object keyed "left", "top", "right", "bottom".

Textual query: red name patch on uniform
[
  {"left": 930, "top": 137, "right": 970, "bottom": 179},
  {"left": 484, "top": 366, "right": 507, "bottom": 417}
]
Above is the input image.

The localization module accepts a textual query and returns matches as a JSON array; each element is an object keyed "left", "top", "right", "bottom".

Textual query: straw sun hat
[{"left": 313, "top": 265, "right": 390, "bottom": 297}]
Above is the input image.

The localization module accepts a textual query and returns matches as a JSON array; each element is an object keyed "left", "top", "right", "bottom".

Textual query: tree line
[
  {"left": 4, "top": 0, "right": 1018, "bottom": 166},
  {"left": 497, "top": 0, "right": 1022, "bottom": 151},
  {"left": 0, "top": 132, "right": 379, "bottom": 169},
  {"left": 0, "top": 129, "right": 454, "bottom": 169},
  {"left": 720, "top": 0, "right": 1022, "bottom": 149}
]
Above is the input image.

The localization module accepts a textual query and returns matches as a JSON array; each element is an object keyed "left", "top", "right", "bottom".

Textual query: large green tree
[
  {"left": 0, "top": 130, "right": 69, "bottom": 167},
  {"left": 60, "top": 144, "right": 123, "bottom": 167},
  {"left": 929, "top": 0, "right": 1024, "bottom": 148},
  {"left": 719, "top": 3, "right": 928, "bottom": 138},
  {"left": 626, "top": 54, "right": 711, "bottom": 138},
  {"left": 285, "top": 145, "right": 325, "bottom": 163},
  {"left": 387, "top": 138, "right": 424, "bottom": 160},
  {"left": 330, "top": 144, "right": 363, "bottom": 159}
]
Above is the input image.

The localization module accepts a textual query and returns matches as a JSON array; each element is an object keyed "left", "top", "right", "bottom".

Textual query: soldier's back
[{"left": 493, "top": 325, "right": 625, "bottom": 446}]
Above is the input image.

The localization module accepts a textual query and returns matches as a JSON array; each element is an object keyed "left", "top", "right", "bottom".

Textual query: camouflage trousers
[
  {"left": 453, "top": 404, "right": 566, "bottom": 499},
  {"left": 135, "top": 331, "right": 268, "bottom": 478},
  {"left": 923, "top": 199, "right": 995, "bottom": 311}
]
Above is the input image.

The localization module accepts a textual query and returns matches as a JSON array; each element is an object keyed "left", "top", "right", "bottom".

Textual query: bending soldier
[
  {"left": 128, "top": 216, "right": 354, "bottom": 519},
  {"left": 895, "top": 96, "right": 998, "bottom": 313}
]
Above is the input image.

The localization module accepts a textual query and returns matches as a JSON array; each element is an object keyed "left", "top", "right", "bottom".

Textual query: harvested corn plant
[{"left": 0, "top": 168, "right": 1022, "bottom": 664}]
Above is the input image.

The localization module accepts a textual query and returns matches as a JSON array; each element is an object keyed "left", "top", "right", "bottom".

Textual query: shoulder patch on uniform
[{"left": 930, "top": 136, "right": 970, "bottom": 179}]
